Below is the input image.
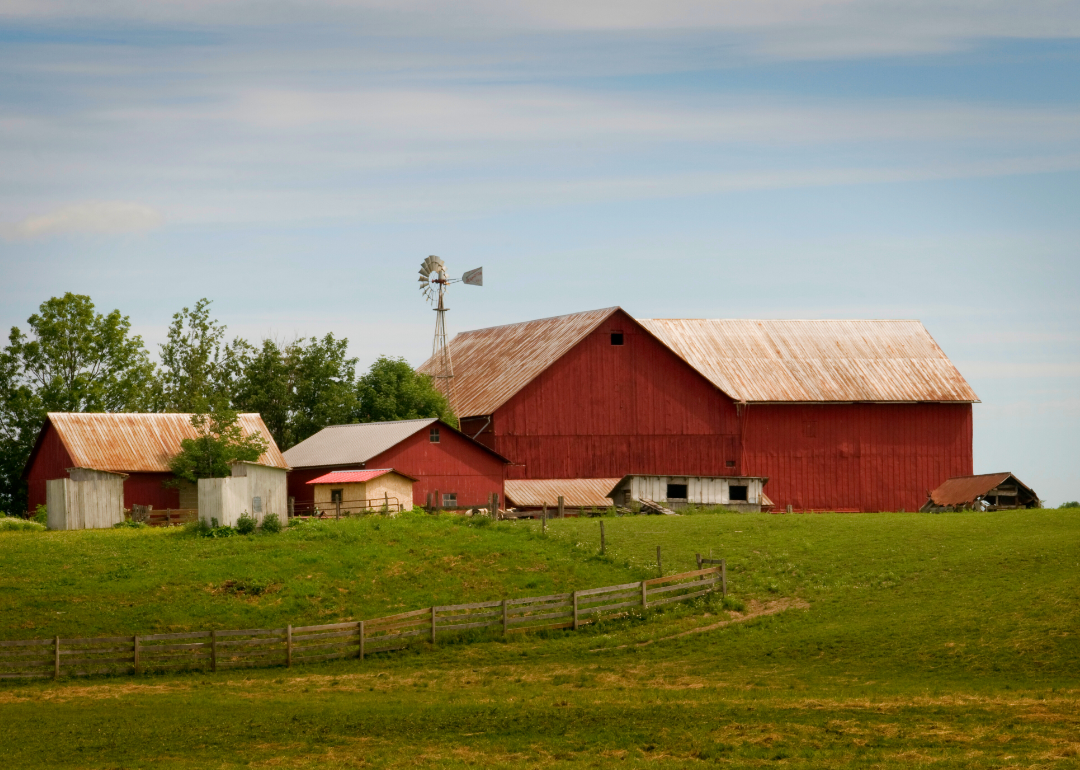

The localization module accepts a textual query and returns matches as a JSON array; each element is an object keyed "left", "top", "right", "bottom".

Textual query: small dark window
[
  {"left": 666, "top": 483, "right": 688, "bottom": 500},
  {"left": 429, "top": 427, "right": 440, "bottom": 443},
  {"left": 610, "top": 332, "right": 624, "bottom": 346},
  {"left": 729, "top": 485, "right": 748, "bottom": 502},
  {"left": 725, "top": 460, "right": 736, "bottom": 468},
  {"left": 330, "top": 489, "right": 343, "bottom": 504},
  {"left": 442, "top": 492, "right": 457, "bottom": 508}
]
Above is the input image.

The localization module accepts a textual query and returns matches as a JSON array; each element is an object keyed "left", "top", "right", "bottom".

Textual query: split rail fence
[{"left": 0, "top": 565, "right": 725, "bottom": 681}]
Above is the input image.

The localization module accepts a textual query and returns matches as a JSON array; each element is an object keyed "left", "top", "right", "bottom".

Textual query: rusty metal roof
[
  {"left": 639, "top": 319, "right": 979, "bottom": 403},
  {"left": 417, "top": 308, "right": 619, "bottom": 418},
  {"left": 306, "top": 469, "right": 417, "bottom": 485},
  {"left": 929, "top": 473, "right": 1033, "bottom": 507},
  {"left": 504, "top": 478, "right": 620, "bottom": 508},
  {"left": 46, "top": 412, "right": 288, "bottom": 473}
]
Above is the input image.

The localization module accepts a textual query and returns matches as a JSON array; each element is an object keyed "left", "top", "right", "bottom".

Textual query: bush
[
  {"left": 1060, "top": 501, "right": 1080, "bottom": 509},
  {"left": 236, "top": 512, "right": 257, "bottom": 535},
  {"left": 261, "top": 513, "right": 282, "bottom": 533},
  {"left": 191, "top": 517, "right": 237, "bottom": 538},
  {"left": 32, "top": 504, "right": 47, "bottom": 525},
  {"left": 113, "top": 521, "right": 147, "bottom": 529},
  {"left": 0, "top": 516, "right": 46, "bottom": 532}
]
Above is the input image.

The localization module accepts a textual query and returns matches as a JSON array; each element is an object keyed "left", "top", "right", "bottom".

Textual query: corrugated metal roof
[
  {"left": 504, "top": 478, "right": 620, "bottom": 508},
  {"left": 417, "top": 308, "right": 619, "bottom": 418},
  {"left": 47, "top": 412, "right": 288, "bottom": 473},
  {"left": 639, "top": 319, "right": 979, "bottom": 403},
  {"left": 929, "top": 473, "right": 1026, "bottom": 506},
  {"left": 283, "top": 419, "right": 437, "bottom": 469},
  {"left": 306, "top": 469, "right": 415, "bottom": 485}
]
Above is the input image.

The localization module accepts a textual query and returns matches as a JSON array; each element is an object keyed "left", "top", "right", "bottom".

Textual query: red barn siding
[
  {"left": 121, "top": 473, "right": 181, "bottom": 510},
  {"left": 492, "top": 310, "right": 741, "bottom": 479},
  {"left": 287, "top": 427, "right": 505, "bottom": 509}
]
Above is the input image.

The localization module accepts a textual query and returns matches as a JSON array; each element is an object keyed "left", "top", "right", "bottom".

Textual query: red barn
[
  {"left": 283, "top": 418, "right": 508, "bottom": 510},
  {"left": 418, "top": 308, "right": 978, "bottom": 513},
  {"left": 22, "top": 412, "right": 287, "bottom": 513}
]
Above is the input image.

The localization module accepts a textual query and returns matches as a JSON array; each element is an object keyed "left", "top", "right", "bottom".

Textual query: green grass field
[{"left": 1, "top": 510, "right": 1078, "bottom": 768}]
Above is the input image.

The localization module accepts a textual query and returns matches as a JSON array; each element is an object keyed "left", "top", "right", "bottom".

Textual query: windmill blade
[
  {"left": 418, "top": 275, "right": 429, "bottom": 284},
  {"left": 462, "top": 267, "right": 483, "bottom": 286}
]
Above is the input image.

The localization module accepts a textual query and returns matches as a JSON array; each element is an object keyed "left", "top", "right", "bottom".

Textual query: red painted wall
[
  {"left": 287, "top": 425, "right": 505, "bottom": 509},
  {"left": 741, "top": 403, "right": 973, "bottom": 513},
  {"left": 489, "top": 310, "right": 741, "bottom": 479},
  {"left": 25, "top": 423, "right": 182, "bottom": 512},
  {"left": 478, "top": 310, "right": 974, "bottom": 512}
]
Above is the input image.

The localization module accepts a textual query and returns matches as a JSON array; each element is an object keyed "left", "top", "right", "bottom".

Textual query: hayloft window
[
  {"left": 442, "top": 492, "right": 457, "bottom": 508},
  {"left": 429, "top": 427, "right": 440, "bottom": 443},
  {"left": 330, "top": 489, "right": 343, "bottom": 504},
  {"left": 666, "top": 483, "right": 688, "bottom": 500},
  {"left": 610, "top": 332, "right": 624, "bottom": 345},
  {"left": 729, "top": 485, "right": 748, "bottom": 502}
]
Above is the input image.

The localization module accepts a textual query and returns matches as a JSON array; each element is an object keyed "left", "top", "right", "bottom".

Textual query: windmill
[{"left": 418, "top": 256, "right": 482, "bottom": 406}]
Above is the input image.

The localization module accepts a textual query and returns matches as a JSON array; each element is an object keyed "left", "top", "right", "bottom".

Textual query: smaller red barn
[
  {"left": 283, "top": 418, "right": 508, "bottom": 511},
  {"left": 22, "top": 412, "right": 287, "bottom": 514}
]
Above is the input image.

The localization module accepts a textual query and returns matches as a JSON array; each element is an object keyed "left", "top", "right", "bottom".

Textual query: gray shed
[
  {"left": 46, "top": 468, "right": 127, "bottom": 530},
  {"left": 607, "top": 474, "right": 772, "bottom": 513}
]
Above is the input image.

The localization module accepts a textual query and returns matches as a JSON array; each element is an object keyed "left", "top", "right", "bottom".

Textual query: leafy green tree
[
  {"left": 228, "top": 334, "right": 358, "bottom": 450},
  {"left": 0, "top": 293, "right": 155, "bottom": 513},
  {"left": 355, "top": 356, "right": 454, "bottom": 424},
  {"left": 157, "top": 298, "right": 230, "bottom": 413},
  {"left": 167, "top": 410, "right": 269, "bottom": 484}
]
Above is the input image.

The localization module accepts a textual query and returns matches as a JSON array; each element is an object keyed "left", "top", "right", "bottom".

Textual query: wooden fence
[{"left": 0, "top": 565, "right": 725, "bottom": 681}]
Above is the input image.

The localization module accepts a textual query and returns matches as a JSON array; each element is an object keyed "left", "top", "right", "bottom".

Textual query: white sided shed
[
  {"left": 198, "top": 461, "right": 288, "bottom": 528},
  {"left": 607, "top": 474, "right": 771, "bottom": 513},
  {"left": 46, "top": 468, "right": 127, "bottom": 530}
]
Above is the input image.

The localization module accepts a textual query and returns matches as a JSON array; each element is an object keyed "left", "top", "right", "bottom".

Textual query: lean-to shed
[
  {"left": 921, "top": 473, "right": 1040, "bottom": 512},
  {"left": 305, "top": 469, "right": 416, "bottom": 514},
  {"left": 607, "top": 474, "right": 772, "bottom": 513}
]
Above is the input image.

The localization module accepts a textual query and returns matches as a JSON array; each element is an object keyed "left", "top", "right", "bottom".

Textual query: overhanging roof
[
  {"left": 306, "top": 469, "right": 418, "bottom": 485},
  {"left": 929, "top": 473, "right": 1036, "bottom": 507},
  {"left": 504, "top": 478, "right": 620, "bottom": 509}
]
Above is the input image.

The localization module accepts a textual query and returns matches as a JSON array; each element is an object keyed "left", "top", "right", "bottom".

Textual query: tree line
[{"left": 0, "top": 294, "right": 453, "bottom": 513}]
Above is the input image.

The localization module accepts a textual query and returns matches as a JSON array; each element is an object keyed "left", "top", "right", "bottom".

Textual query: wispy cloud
[{"left": 2, "top": 201, "right": 163, "bottom": 239}]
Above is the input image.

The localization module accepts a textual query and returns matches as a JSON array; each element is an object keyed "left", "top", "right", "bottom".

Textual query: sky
[{"left": 1, "top": 1, "right": 1078, "bottom": 504}]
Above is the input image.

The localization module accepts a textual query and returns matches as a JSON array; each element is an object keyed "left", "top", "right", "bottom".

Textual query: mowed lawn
[{"left": 1, "top": 510, "right": 1078, "bottom": 769}]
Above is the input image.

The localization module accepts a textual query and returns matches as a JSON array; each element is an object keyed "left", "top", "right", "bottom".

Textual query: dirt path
[{"left": 591, "top": 597, "right": 809, "bottom": 651}]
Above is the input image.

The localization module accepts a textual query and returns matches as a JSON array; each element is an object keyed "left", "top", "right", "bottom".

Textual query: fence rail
[{"left": 0, "top": 563, "right": 725, "bottom": 681}]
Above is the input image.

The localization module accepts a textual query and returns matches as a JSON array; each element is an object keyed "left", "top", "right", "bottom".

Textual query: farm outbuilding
[
  {"left": 504, "top": 478, "right": 619, "bottom": 512},
  {"left": 418, "top": 307, "right": 978, "bottom": 513},
  {"left": 46, "top": 468, "right": 127, "bottom": 530},
  {"left": 306, "top": 469, "right": 416, "bottom": 514},
  {"left": 607, "top": 474, "right": 772, "bottom": 513},
  {"left": 23, "top": 412, "right": 287, "bottom": 516},
  {"left": 198, "top": 461, "right": 289, "bottom": 528},
  {"left": 921, "top": 473, "right": 1040, "bottom": 512},
  {"left": 283, "top": 418, "right": 507, "bottom": 512}
]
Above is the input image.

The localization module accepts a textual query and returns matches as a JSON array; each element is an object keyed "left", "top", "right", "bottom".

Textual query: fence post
[
  {"left": 492, "top": 492, "right": 499, "bottom": 520},
  {"left": 572, "top": 591, "right": 579, "bottom": 631},
  {"left": 288, "top": 497, "right": 295, "bottom": 520},
  {"left": 721, "top": 559, "right": 727, "bottom": 597},
  {"left": 657, "top": 545, "right": 662, "bottom": 577},
  {"left": 558, "top": 496, "right": 564, "bottom": 519},
  {"left": 133, "top": 634, "right": 140, "bottom": 675},
  {"left": 502, "top": 599, "right": 508, "bottom": 634},
  {"left": 430, "top": 606, "right": 437, "bottom": 644},
  {"left": 211, "top": 629, "right": 218, "bottom": 672},
  {"left": 166, "top": 509, "right": 171, "bottom": 526},
  {"left": 600, "top": 521, "right": 605, "bottom": 554},
  {"left": 54, "top": 635, "right": 60, "bottom": 680},
  {"left": 640, "top": 581, "right": 648, "bottom": 610},
  {"left": 358, "top": 621, "right": 364, "bottom": 661},
  {"left": 542, "top": 503, "right": 547, "bottom": 534},
  {"left": 426, "top": 492, "right": 432, "bottom": 510},
  {"left": 696, "top": 553, "right": 702, "bottom": 571},
  {"left": 286, "top": 625, "right": 292, "bottom": 668},
  {"left": 335, "top": 500, "right": 341, "bottom": 520}
]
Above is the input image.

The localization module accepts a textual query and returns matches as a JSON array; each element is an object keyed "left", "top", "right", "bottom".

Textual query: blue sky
[{"left": 1, "top": 1, "right": 1078, "bottom": 504}]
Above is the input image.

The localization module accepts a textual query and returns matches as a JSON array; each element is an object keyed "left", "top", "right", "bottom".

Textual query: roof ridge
[{"left": 453, "top": 306, "right": 620, "bottom": 335}]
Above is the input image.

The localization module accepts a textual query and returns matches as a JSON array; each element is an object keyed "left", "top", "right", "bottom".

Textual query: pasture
[{"left": 1, "top": 509, "right": 1077, "bottom": 768}]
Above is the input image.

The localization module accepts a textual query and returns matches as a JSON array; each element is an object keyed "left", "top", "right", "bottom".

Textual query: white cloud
[{"left": 3, "top": 201, "right": 164, "bottom": 240}]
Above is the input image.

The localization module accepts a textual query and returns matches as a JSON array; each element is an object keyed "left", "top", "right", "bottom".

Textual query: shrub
[
  {"left": 261, "top": 513, "right": 282, "bottom": 533},
  {"left": 32, "top": 504, "right": 47, "bottom": 525},
  {"left": 113, "top": 521, "right": 147, "bottom": 529},
  {"left": 236, "top": 512, "right": 257, "bottom": 535},
  {"left": 1060, "top": 501, "right": 1080, "bottom": 509},
  {"left": 0, "top": 517, "right": 46, "bottom": 532}
]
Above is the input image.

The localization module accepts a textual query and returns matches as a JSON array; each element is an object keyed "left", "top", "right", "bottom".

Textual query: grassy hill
[{"left": 1, "top": 509, "right": 1078, "bottom": 769}]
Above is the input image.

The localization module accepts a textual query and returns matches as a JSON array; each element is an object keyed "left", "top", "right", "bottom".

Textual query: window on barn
[
  {"left": 442, "top": 492, "right": 457, "bottom": 508},
  {"left": 610, "top": 332, "right": 624, "bottom": 345},
  {"left": 429, "top": 427, "right": 440, "bottom": 443},
  {"left": 666, "top": 483, "right": 688, "bottom": 500},
  {"left": 331, "top": 489, "right": 343, "bottom": 504},
  {"left": 729, "top": 485, "right": 748, "bottom": 502}
]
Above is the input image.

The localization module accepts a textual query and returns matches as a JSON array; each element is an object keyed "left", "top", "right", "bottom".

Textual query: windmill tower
[{"left": 418, "top": 256, "right": 482, "bottom": 409}]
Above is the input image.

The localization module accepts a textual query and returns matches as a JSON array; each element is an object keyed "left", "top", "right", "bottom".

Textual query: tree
[
  {"left": 157, "top": 298, "right": 230, "bottom": 413},
  {"left": 355, "top": 356, "right": 454, "bottom": 424},
  {"left": 0, "top": 293, "right": 155, "bottom": 513},
  {"left": 228, "top": 334, "right": 358, "bottom": 450},
  {"left": 167, "top": 409, "right": 269, "bottom": 484}
]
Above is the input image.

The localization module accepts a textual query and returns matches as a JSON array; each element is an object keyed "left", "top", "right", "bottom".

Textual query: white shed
[
  {"left": 46, "top": 468, "right": 127, "bottom": 530},
  {"left": 198, "top": 461, "right": 289, "bottom": 528},
  {"left": 607, "top": 474, "right": 772, "bottom": 513}
]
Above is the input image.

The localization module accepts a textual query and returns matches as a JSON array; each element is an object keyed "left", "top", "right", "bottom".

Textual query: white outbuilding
[{"left": 607, "top": 474, "right": 772, "bottom": 513}]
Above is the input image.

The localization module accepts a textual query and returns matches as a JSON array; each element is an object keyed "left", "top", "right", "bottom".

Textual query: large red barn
[
  {"left": 283, "top": 418, "right": 508, "bottom": 510},
  {"left": 418, "top": 308, "right": 978, "bottom": 513}
]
